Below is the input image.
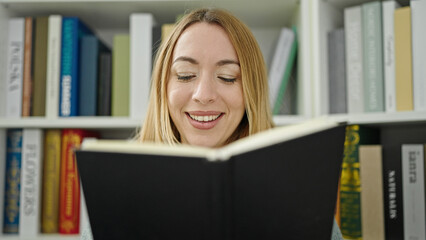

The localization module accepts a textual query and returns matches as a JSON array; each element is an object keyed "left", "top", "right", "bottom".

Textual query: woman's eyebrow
[
  {"left": 216, "top": 59, "right": 240, "bottom": 67},
  {"left": 173, "top": 56, "right": 198, "bottom": 64}
]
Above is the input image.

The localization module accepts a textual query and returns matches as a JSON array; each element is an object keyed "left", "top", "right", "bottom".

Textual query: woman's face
[{"left": 167, "top": 22, "right": 245, "bottom": 148}]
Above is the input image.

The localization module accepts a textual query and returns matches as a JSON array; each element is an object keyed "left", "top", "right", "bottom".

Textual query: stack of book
[
  {"left": 2, "top": 13, "right": 160, "bottom": 119},
  {"left": 327, "top": 0, "right": 426, "bottom": 114},
  {"left": 1, "top": 128, "right": 98, "bottom": 237}
]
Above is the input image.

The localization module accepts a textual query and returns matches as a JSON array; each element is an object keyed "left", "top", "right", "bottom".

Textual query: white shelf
[
  {"left": 0, "top": 234, "right": 79, "bottom": 240},
  {"left": 0, "top": 117, "right": 141, "bottom": 129},
  {"left": 0, "top": 0, "right": 299, "bottom": 29},
  {"left": 327, "top": 112, "right": 426, "bottom": 125}
]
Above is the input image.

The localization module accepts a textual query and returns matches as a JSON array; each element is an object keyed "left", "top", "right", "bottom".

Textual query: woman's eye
[
  {"left": 218, "top": 76, "right": 237, "bottom": 83},
  {"left": 177, "top": 75, "right": 195, "bottom": 81}
]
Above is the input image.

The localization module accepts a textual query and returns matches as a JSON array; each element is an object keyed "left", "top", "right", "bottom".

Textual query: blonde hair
[{"left": 138, "top": 8, "right": 273, "bottom": 144}]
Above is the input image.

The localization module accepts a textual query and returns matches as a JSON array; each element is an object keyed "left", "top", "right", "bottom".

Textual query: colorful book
[
  {"left": 2, "top": 129, "right": 23, "bottom": 234},
  {"left": 19, "top": 129, "right": 44, "bottom": 238},
  {"left": 97, "top": 52, "right": 112, "bottom": 116},
  {"left": 111, "top": 35, "right": 130, "bottom": 117},
  {"left": 411, "top": 0, "right": 426, "bottom": 112},
  {"left": 344, "top": 6, "right": 364, "bottom": 114},
  {"left": 394, "top": 7, "right": 413, "bottom": 112},
  {"left": 78, "top": 35, "right": 110, "bottom": 116},
  {"left": 268, "top": 27, "right": 295, "bottom": 114},
  {"left": 59, "top": 129, "right": 97, "bottom": 234},
  {"left": 6, "top": 18, "right": 25, "bottom": 118},
  {"left": 22, "top": 17, "right": 34, "bottom": 117},
  {"left": 359, "top": 145, "right": 385, "bottom": 240},
  {"left": 41, "top": 129, "right": 61, "bottom": 233},
  {"left": 328, "top": 28, "right": 346, "bottom": 114},
  {"left": 45, "top": 15, "right": 62, "bottom": 119},
  {"left": 339, "top": 125, "right": 380, "bottom": 240},
  {"left": 32, "top": 16, "right": 49, "bottom": 116},
  {"left": 130, "top": 13, "right": 156, "bottom": 119},
  {"left": 59, "top": 17, "right": 94, "bottom": 117},
  {"left": 382, "top": 1, "right": 400, "bottom": 113},
  {"left": 401, "top": 144, "right": 426, "bottom": 240},
  {"left": 362, "top": 1, "right": 384, "bottom": 112}
]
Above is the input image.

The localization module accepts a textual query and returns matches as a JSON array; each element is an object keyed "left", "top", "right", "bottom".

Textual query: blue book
[
  {"left": 59, "top": 17, "right": 94, "bottom": 117},
  {"left": 79, "top": 35, "right": 110, "bottom": 116},
  {"left": 2, "top": 129, "right": 23, "bottom": 234}
]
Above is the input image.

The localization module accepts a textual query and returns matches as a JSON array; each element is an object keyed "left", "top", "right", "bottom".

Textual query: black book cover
[{"left": 76, "top": 120, "right": 346, "bottom": 240}]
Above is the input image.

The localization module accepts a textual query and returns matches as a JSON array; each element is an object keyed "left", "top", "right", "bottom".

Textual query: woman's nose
[{"left": 192, "top": 75, "right": 217, "bottom": 104}]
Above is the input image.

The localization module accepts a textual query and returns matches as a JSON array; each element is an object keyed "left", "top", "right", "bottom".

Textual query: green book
[
  {"left": 362, "top": 1, "right": 384, "bottom": 112},
  {"left": 340, "top": 125, "right": 380, "bottom": 239},
  {"left": 273, "top": 26, "right": 298, "bottom": 115},
  {"left": 32, "top": 16, "right": 49, "bottom": 116},
  {"left": 112, "top": 35, "right": 130, "bottom": 117}
]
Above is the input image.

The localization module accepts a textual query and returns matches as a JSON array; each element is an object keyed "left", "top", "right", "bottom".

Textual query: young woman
[{"left": 135, "top": 8, "right": 343, "bottom": 240}]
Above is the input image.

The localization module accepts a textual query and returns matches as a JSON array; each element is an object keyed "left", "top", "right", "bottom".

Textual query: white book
[
  {"left": 45, "top": 15, "right": 62, "bottom": 119},
  {"left": 344, "top": 6, "right": 364, "bottom": 113},
  {"left": 268, "top": 28, "right": 294, "bottom": 108},
  {"left": 382, "top": 1, "right": 400, "bottom": 113},
  {"left": 6, "top": 18, "right": 25, "bottom": 118},
  {"left": 402, "top": 144, "right": 426, "bottom": 240},
  {"left": 0, "top": 129, "right": 6, "bottom": 231},
  {"left": 130, "top": 13, "right": 155, "bottom": 119},
  {"left": 411, "top": 0, "right": 426, "bottom": 112},
  {"left": 19, "top": 129, "right": 44, "bottom": 238}
]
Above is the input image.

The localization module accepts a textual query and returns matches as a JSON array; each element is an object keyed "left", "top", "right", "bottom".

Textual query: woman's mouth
[{"left": 186, "top": 112, "right": 224, "bottom": 129}]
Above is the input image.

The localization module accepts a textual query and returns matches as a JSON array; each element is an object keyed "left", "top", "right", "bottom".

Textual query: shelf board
[
  {"left": 0, "top": 234, "right": 79, "bottom": 240},
  {"left": 0, "top": 117, "right": 142, "bottom": 129},
  {"left": 0, "top": 0, "right": 299, "bottom": 29},
  {"left": 328, "top": 112, "right": 426, "bottom": 125}
]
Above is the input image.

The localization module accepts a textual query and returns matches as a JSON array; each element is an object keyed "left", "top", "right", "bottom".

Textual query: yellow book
[
  {"left": 394, "top": 7, "right": 413, "bottom": 111},
  {"left": 111, "top": 35, "right": 130, "bottom": 116},
  {"left": 41, "top": 129, "right": 62, "bottom": 233}
]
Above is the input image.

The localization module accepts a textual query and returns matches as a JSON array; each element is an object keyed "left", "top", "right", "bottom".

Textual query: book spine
[
  {"left": 59, "top": 18, "right": 77, "bottom": 117},
  {"left": 59, "top": 129, "right": 84, "bottom": 234},
  {"left": 328, "top": 28, "right": 347, "bottom": 114},
  {"left": 111, "top": 35, "right": 130, "bottom": 116},
  {"left": 273, "top": 26, "right": 298, "bottom": 115},
  {"left": 19, "top": 129, "right": 44, "bottom": 237},
  {"left": 130, "top": 13, "right": 154, "bottom": 119},
  {"left": 344, "top": 6, "right": 364, "bottom": 114},
  {"left": 6, "top": 18, "right": 25, "bottom": 118},
  {"left": 268, "top": 27, "right": 293, "bottom": 108},
  {"left": 382, "top": 1, "right": 399, "bottom": 113},
  {"left": 45, "top": 15, "right": 62, "bottom": 119},
  {"left": 41, "top": 129, "right": 61, "bottom": 233},
  {"left": 60, "top": 18, "right": 93, "bottom": 117},
  {"left": 340, "top": 125, "right": 380, "bottom": 239},
  {"left": 362, "top": 1, "right": 384, "bottom": 112},
  {"left": 359, "top": 145, "right": 385, "bottom": 240},
  {"left": 97, "top": 52, "right": 112, "bottom": 116},
  {"left": 32, "top": 16, "right": 49, "bottom": 116},
  {"left": 2, "top": 129, "right": 23, "bottom": 234},
  {"left": 401, "top": 144, "right": 426, "bottom": 240},
  {"left": 394, "top": 7, "right": 414, "bottom": 111},
  {"left": 0, "top": 129, "right": 6, "bottom": 231},
  {"left": 22, "top": 17, "right": 33, "bottom": 117},
  {"left": 79, "top": 36, "right": 99, "bottom": 116},
  {"left": 411, "top": 0, "right": 426, "bottom": 112}
]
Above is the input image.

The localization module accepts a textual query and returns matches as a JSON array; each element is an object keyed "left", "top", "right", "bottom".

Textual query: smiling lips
[{"left": 186, "top": 112, "right": 224, "bottom": 129}]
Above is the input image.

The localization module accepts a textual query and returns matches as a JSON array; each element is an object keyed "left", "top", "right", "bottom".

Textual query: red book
[{"left": 59, "top": 129, "right": 97, "bottom": 234}]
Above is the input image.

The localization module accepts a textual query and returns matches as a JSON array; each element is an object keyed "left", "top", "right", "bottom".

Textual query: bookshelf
[{"left": 0, "top": 0, "right": 310, "bottom": 239}]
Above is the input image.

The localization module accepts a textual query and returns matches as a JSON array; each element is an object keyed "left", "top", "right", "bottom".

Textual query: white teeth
[{"left": 189, "top": 114, "right": 221, "bottom": 122}]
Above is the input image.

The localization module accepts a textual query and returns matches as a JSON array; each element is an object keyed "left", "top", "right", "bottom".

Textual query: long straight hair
[{"left": 138, "top": 8, "right": 273, "bottom": 144}]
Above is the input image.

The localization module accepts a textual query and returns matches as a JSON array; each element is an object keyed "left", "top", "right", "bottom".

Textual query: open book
[{"left": 76, "top": 118, "right": 346, "bottom": 240}]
